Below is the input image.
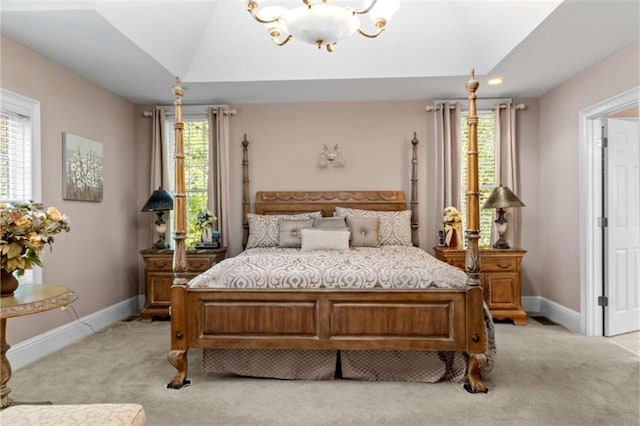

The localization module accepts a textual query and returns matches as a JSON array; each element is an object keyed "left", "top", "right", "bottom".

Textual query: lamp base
[
  {"left": 492, "top": 236, "right": 510, "bottom": 250},
  {"left": 152, "top": 237, "right": 169, "bottom": 250},
  {"left": 492, "top": 208, "right": 510, "bottom": 249}
]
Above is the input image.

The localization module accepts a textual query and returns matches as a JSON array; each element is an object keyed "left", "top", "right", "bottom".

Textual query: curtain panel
[
  {"left": 434, "top": 102, "right": 462, "bottom": 239},
  {"left": 148, "top": 107, "right": 167, "bottom": 247},
  {"left": 208, "top": 107, "right": 231, "bottom": 248}
]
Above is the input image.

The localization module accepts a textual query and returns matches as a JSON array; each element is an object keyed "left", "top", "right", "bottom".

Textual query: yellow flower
[
  {"left": 46, "top": 206, "right": 62, "bottom": 221},
  {"left": 15, "top": 216, "right": 31, "bottom": 228}
]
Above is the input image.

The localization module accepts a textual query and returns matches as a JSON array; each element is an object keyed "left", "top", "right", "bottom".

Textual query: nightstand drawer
[
  {"left": 146, "top": 256, "right": 172, "bottom": 271},
  {"left": 187, "top": 257, "right": 214, "bottom": 272},
  {"left": 481, "top": 257, "right": 517, "bottom": 272}
]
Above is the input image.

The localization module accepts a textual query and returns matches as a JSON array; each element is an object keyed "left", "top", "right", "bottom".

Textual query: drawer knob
[
  {"left": 497, "top": 263, "right": 510, "bottom": 269},
  {"left": 175, "top": 331, "right": 183, "bottom": 339},
  {"left": 155, "top": 261, "right": 169, "bottom": 268},
  {"left": 472, "top": 334, "right": 480, "bottom": 342}
]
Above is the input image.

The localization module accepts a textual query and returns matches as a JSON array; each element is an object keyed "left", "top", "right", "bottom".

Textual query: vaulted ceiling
[{"left": 1, "top": 0, "right": 638, "bottom": 104}]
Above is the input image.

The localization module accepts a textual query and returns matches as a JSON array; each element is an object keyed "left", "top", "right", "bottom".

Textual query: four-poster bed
[{"left": 167, "top": 71, "right": 489, "bottom": 393}]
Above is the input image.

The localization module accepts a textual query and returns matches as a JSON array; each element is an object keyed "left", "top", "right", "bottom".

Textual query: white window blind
[
  {"left": 165, "top": 115, "right": 210, "bottom": 248},
  {"left": 0, "top": 110, "right": 32, "bottom": 201},
  {"left": 460, "top": 112, "right": 496, "bottom": 248},
  {"left": 1, "top": 89, "right": 41, "bottom": 284}
]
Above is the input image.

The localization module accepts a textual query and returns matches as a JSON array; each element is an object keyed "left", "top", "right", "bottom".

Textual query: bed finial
[{"left": 173, "top": 77, "right": 184, "bottom": 98}]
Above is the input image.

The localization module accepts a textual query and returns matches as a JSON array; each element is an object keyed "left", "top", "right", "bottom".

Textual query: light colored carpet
[
  {"left": 7, "top": 318, "right": 640, "bottom": 426},
  {"left": 607, "top": 331, "right": 640, "bottom": 356}
]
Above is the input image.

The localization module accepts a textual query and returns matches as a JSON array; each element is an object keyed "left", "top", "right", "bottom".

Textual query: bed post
[
  {"left": 410, "top": 132, "right": 419, "bottom": 247},
  {"left": 168, "top": 77, "right": 190, "bottom": 389},
  {"left": 464, "top": 69, "right": 488, "bottom": 394},
  {"left": 464, "top": 70, "right": 481, "bottom": 287},
  {"left": 242, "top": 134, "right": 250, "bottom": 249}
]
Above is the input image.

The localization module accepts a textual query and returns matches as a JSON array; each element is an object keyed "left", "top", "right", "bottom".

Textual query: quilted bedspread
[{"left": 188, "top": 245, "right": 469, "bottom": 290}]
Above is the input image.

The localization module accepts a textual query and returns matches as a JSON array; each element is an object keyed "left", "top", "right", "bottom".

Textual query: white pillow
[
  {"left": 334, "top": 207, "right": 412, "bottom": 246},
  {"left": 300, "top": 228, "right": 350, "bottom": 251},
  {"left": 246, "top": 212, "right": 322, "bottom": 248}
]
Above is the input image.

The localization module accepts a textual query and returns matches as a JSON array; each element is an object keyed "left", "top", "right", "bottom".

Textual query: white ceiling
[{"left": 1, "top": 0, "right": 638, "bottom": 105}]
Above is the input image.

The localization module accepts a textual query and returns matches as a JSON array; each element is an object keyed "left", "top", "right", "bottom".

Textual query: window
[
  {"left": 1, "top": 89, "right": 41, "bottom": 283},
  {"left": 166, "top": 116, "right": 210, "bottom": 248},
  {"left": 460, "top": 111, "right": 496, "bottom": 248}
]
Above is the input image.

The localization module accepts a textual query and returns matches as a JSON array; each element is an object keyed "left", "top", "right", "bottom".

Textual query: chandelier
[{"left": 246, "top": 0, "right": 400, "bottom": 52}]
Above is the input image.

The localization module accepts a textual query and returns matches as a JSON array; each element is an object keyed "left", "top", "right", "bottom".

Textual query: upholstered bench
[{"left": 0, "top": 403, "right": 146, "bottom": 425}]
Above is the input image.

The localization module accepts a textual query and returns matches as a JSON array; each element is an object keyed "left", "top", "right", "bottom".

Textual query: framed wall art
[{"left": 62, "top": 132, "right": 103, "bottom": 202}]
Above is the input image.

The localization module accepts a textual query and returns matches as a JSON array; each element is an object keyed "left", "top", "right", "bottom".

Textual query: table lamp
[
  {"left": 482, "top": 185, "right": 525, "bottom": 249},
  {"left": 141, "top": 187, "right": 174, "bottom": 249}
]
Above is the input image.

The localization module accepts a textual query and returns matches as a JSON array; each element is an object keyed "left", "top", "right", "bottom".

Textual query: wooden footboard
[{"left": 168, "top": 285, "right": 486, "bottom": 388}]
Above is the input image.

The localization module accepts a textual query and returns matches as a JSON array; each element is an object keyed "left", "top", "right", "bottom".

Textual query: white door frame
[{"left": 579, "top": 86, "right": 639, "bottom": 336}]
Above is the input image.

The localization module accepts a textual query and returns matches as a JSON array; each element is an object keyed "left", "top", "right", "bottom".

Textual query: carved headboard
[{"left": 254, "top": 191, "right": 406, "bottom": 217}]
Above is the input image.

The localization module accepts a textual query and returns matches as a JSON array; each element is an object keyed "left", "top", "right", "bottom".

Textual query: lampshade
[
  {"left": 141, "top": 188, "right": 174, "bottom": 212},
  {"left": 482, "top": 185, "right": 525, "bottom": 210}
]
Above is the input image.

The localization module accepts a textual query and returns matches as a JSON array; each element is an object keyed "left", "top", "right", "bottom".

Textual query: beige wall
[
  {"left": 136, "top": 98, "right": 542, "bottom": 292},
  {"left": 1, "top": 36, "right": 139, "bottom": 344},
  {"left": 538, "top": 41, "right": 639, "bottom": 311}
]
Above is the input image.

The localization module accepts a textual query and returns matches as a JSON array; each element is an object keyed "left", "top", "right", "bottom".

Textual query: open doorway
[{"left": 579, "top": 87, "right": 639, "bottom": 337}]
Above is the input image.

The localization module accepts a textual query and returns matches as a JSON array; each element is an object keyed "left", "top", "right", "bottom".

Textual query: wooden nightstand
[
  {"left": 139, "top": 248, "right": 227, "bottom": 321},
  {"left": 433, "top": 246, "right": 527, "bottom": 325}
]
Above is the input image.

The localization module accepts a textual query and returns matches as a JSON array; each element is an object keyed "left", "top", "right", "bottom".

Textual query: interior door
[{"left": 605, "top": 117, "right": 640, "bottom": 336}]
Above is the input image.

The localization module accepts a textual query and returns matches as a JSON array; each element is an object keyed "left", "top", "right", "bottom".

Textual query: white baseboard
[
  {"left": 8, "top": 295, "right": 142, "bottom": 371},
  {"left": 522, "top": 296, "right": 582, "bottom": 333}
]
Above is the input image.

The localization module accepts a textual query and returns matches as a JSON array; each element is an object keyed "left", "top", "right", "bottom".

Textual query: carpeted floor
[{"left": 6, "top": 317, "right": 640, "bottom": 425}]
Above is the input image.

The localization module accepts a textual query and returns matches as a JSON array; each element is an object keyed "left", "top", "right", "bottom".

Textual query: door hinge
[
  {"left": 597, "top": 217, "right": 608, "bottom": 228},
  {"left": 598, "top": 137, "right": 608, "bottom": 148},
  {"left": 598, "top": 296, "right": 608, "bottom": 307}
]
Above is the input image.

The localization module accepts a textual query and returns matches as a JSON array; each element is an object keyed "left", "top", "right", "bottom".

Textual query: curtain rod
[
  {"left": 142, "top": 106, "right": 237, "bottom": 117},
  {"left": 425, "top": 102, "right": 526, "bottom": 112}
]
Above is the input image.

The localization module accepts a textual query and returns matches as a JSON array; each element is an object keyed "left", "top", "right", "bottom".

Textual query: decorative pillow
[
  {"left": 313, "top": 217, "right": 348, "bottom": 230},
  {"left": 278, "top": 218, "right": 313, "bottom": 248},
  {"left": 346, "top": 217, "right": 380, "bottom": 247},
  {"left": 334, "top": 207, "right": 412, "bottom": 246},
  {"left": 300, "top": 228, "right": 350, "bottom": 251},
  {"left": 246, "top": 212, "right": 322, "bottom": 248}
]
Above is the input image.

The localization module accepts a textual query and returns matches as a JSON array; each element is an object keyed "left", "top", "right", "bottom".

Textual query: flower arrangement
[
  {"left": 443, "top": 206, "right": 462, "bottom": 226},
  {"left": 0, "top": 201, "right": 70, "bottom": 276},
  {"left": 196, "top": 210, "right": 217, "bottom": 230},
  {"left": 442, "top": 206, "right": 463, "bottom": 248}
]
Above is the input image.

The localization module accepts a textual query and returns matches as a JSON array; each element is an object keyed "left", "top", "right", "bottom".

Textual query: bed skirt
[{"left": 202, "top": 349, "right": 468, "bottom": 383}]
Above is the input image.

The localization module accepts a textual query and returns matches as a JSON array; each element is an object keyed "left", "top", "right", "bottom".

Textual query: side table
[
  {"left": 0, "top": 284, "right": 77, "bottom": 409},
  {"left": 433, "top": 246, "right": 528, "bottom": 325}
]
